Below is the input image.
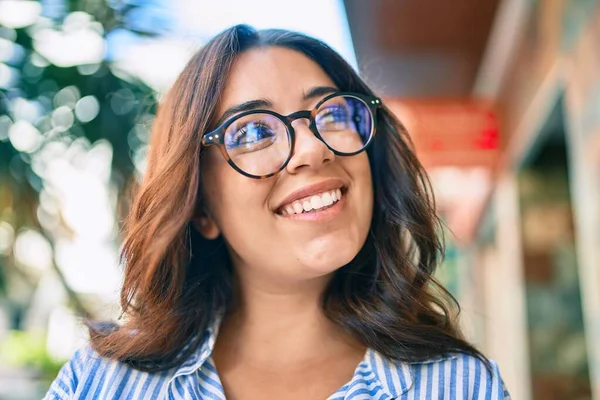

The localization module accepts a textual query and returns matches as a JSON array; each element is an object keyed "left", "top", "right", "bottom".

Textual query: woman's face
[{"left": 199, "top": 47, "right": 373, "bottom": 284}]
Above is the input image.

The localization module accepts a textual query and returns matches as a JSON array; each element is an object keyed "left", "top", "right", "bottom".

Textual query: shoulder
[
  {"left": 43, "top": 345, "right": 175, "bottom": 400},
  {"left": 406, "top": 353, "right": 511, "bottom": 399},
  {"left": 43, "top": 345, "right": 95, "bottom": 399}
]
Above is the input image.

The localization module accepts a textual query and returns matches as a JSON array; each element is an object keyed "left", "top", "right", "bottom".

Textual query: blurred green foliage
[
  {"left": 1, "top": 0, "right": 160, "bottom": 197},
  {"left": 0, "top": 330, "right": 64, "bottom": 380},
  {"left": 0, "top": 0, "right": 166, "bottom": 330}
]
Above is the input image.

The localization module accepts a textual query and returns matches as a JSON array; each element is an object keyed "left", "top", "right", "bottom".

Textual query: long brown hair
[{"left": 89, "top": 25, "right": 487, "bottom": 371}]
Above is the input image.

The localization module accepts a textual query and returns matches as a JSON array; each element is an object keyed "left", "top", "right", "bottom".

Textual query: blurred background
[{"left": 0, "top": 0, "right": 599, "bottom": 399}]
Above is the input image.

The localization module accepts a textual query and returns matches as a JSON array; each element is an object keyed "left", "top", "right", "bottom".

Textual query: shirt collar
[
  {"left": 363, "top": 348, "right": 414, "bottom": 398},
  {"left": 169, "top": 316, "right": 458, "bottom": 399},
  {"left": 168, "top": 315, "right": 222, "bottom": 383},
  {"left": 362, "top": 349, "right": 461, "bottom": 399}
]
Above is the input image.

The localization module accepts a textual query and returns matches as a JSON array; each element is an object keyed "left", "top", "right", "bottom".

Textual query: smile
[{"left": 277, "top": 188, "right": 344, "bottom": 215}]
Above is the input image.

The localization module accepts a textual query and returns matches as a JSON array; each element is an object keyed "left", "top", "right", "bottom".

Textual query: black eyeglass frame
[{"left": 201, "top": 92, "right": 383, "bottom": 179}]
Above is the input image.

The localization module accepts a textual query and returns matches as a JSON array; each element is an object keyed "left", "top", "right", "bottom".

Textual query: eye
[
  {"left": 316, "top": 104, "right": 352, "bottom": 130},
  {"left": 225, "top": 119, "right": 279, "bottom": 154},
  {"left": 319, "top": 105, "right": 349, "bottom": 121},
  {"left": 233, "top": 121, "right": 273, "bottom": 144}
]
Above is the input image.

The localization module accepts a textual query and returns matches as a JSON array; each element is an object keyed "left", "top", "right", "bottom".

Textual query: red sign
[{"left": 385, "top": 99, "right": 500, "bottom": 168}]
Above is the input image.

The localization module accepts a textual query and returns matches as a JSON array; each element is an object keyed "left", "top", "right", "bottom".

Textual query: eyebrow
[
  {"left": 213, "top": 99, "right": 272, "bottom": 128},
  {"left": 212, "top": 85, "right": 339, "bottom": 128},
  {"left": 302, "top": 85, "right": 339, "bottom": 101}
]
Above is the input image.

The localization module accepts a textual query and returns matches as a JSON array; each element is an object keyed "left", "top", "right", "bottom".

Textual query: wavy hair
[{"left": 89, "top": 24, "right": 487, "bottom": 371}]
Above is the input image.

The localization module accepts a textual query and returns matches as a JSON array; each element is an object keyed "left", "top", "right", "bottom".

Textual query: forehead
[{"left": 218, "top": 47, "right": 336, "bottom": 113}]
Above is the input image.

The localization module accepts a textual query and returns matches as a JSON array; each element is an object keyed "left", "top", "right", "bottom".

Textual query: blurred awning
[
  {"left": 343, "top": 0, "right": 502, "bottom": 243},
  {"left": 343, "top": 0, "right": 500, "bottom": 98}
]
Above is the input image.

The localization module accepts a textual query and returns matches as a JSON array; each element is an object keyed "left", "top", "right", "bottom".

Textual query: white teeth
[
  {"left": 293, "top": 202, "right": 304, "bottom": 214},
  {"left": 310, "top": 195, "right": 323, "bottom": 209},
  {"left": 280, "top": 188, "right": 344, "bottom": 215},
  {"left": 302, "top": 200, "right": 313, "bottom": 212}
]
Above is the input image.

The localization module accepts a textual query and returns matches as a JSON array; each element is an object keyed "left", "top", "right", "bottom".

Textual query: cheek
[
  {"left": 348, "top": 154, "right": 374, "bottom": 246},
  {"left": 350, "top": 153, "right": 374, "bottom": 211},
  {"left": 202, "top": 157, "right": 273, "bottom": 247},
  {"left": 207, "top": 180, "right": 260, "bottom": 225},
  {"left": 203, "top": 148, "right": 247, "bottom": 213}
]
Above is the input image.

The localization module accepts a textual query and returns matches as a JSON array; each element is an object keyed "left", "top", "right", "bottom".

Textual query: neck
[{"left": 214, "top": 271, "right": 362, "bottom": 368}]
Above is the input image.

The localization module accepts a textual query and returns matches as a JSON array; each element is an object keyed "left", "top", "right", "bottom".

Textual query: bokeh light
[
  {"left": 8, "top": 120, "right": 42, "bottom": 153},
  {"left": 0, "top": 63, "right": 19, "bottom": 88},
  {"left": 74, "top": 96, "right": 100, "bottom": 123},
  {"left": 0, "top": 222, "right": 15, "bottom": 255},
  {"left": 0, "top": 1, "right": 42, "bottom": 29},
  {"left": 14, "top": 229, "right": 53, "bottom": 273},
  {"left": 33, "top": 13, "right": 105, "bottom": 68},
  {"left": 51, "top": 106, "right": 74, "bottom": 132},
  {"left": 0, "top": 115, "right": 12, "bottom": 141},
  {"left": 53, "top": 86, "right": 80, "bottom": 109}
]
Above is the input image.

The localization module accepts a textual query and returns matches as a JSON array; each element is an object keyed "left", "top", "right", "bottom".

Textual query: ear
[{"left": 191, "top": 214, "right": 220, "bottom": 240}]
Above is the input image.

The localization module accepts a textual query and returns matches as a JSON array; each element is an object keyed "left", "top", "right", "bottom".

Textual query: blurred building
[{"left": 343, "top": 0, "right": 600, "bottom": 399}]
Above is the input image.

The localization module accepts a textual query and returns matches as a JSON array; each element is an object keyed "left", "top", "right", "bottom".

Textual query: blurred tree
[{"left": 0, "top": 0, "right": 168, "bottom": 323}]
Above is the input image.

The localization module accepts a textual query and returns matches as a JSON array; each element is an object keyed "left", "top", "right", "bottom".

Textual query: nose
[{"left": 285, "top": 119, "right": 334, "bottom": 174}]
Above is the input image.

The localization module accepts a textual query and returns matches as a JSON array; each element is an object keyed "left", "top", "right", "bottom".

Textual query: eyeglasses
[{"left": 201, "top": 92, "right": 382, "bottom": 179}]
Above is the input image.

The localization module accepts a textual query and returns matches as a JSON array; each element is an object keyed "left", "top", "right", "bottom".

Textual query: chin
[
  {"left": 287, "top": 225, "right": 370, "bottom": 278},
  {"left": 298, "top": 241, "right": 361, "bottom": 276}
]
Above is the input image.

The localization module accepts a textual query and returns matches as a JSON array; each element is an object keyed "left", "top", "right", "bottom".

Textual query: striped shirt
[{"left": 44, "top": 320, "right": 511, "bottom": 399}]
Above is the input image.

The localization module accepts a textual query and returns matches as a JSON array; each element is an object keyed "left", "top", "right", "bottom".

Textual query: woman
[{"left": 45, "top": 25, "right": 510, "bottom": 399}]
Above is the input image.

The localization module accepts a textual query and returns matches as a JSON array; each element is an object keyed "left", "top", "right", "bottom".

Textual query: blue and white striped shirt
[{"left": 45, "top": 320, "right": 511, "bottom": 399}]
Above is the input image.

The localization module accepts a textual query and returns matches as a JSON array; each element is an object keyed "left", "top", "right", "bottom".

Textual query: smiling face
[{"left": 198, "top": 46, "right": 374, "bottom": 286}]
